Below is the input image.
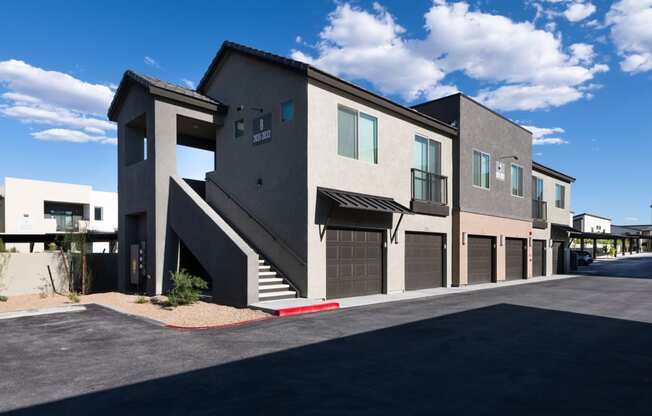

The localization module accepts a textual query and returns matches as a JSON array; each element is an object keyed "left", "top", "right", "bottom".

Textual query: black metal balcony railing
[
  {"left": 532, "top": 199, "right": 548, "bottom": 221},
  {"left": 411, "top": 168, "right": 448, "bottom": 205}
]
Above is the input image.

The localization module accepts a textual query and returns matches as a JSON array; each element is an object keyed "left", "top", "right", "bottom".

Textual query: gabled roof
[
  {"left": 196, "top": 41, "right": 457, "bottom": 137},
  {"left": 108, "top": 70, "right": 226, "bottom": 121},
  {"left": 532, "top": 161, "right": 576, "bottom": 183}
]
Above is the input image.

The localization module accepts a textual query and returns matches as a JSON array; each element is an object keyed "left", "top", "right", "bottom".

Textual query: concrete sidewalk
[{"left": 252, "top": 273, "right": 580, "bottom": 313}]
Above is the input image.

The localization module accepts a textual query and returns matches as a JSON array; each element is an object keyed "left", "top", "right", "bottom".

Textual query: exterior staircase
[{"left": 257, "top": 258, "right": 297, "bottom": 301}]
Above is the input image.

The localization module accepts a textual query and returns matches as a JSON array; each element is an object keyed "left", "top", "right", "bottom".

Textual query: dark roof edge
[
  {"left": 197, "top": 41, "right": 456, "bottom": 138},
  {"left": 573, "top": 212, "right": 612, "bottom": 221},
  {"left": 307, "top": 67, "right": 456, "bottom": 137},
  {"left": 412, "top": 93, "right": 533, "bottom": 135},
  {"left": 532, "top": 161, "right": 576, "bottom": 183},
  {"left": 108, "top": 71, "right": 225, "bottom": 122}
]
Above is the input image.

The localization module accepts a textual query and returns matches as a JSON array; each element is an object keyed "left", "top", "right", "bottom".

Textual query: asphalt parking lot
[{"left": 2, "top": 253, "right": 652, "bottom": 415}]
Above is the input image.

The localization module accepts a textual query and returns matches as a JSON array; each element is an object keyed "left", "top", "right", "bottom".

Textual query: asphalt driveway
[{"left": 2, "top": 254, "right": 652, "bottom": 415}]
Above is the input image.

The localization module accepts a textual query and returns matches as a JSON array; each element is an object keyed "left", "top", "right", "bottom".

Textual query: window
[
  {"left": 234, "top": 119, "right": 245, "bottom": 139},
  {"left": 414, "top": 135, "right": 442, "bottom": 201},
  {"left": 511, "top": 164, "right": 524, "bottom": 197},
  {"left": 555, "top": 184, "right": 565, "bottom": 208},
  {"left": 94, "top": 207, "right": 103, "bottom": 221},
  {"left": 337, "top": 106, "right": 378, "bottom": 164},
  {"left": 281, "top": 100, "right": 294, "bottom": 122},
  {"left": 473, "top": 150, "right": 490, "bottom": 189},
  {"left": 532, "top": 176, "right": 544, "bottom": 200}
]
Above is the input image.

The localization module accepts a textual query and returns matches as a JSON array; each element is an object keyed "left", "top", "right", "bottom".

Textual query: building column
[{"left": 592, "top": 238, "right": 597, "bottom": 259}]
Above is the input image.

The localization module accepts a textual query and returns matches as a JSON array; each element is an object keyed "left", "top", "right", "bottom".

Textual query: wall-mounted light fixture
[
  {"left": 498, "top": 155, "right": 519, "bottom": 161},
  {"left": 256, "top": 178, "right": 263, "bottom": 189}
]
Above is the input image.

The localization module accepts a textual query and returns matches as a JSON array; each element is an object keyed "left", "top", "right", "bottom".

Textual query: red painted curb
[
  {"left": 165, "top": 315, "right": 274, "bottom": 331},
  {"left": 276, "top": 302, "right": 340, "bottom": 317}
]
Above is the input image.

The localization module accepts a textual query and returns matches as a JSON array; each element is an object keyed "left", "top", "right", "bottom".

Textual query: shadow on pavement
[{"left": 6, "top": 303, "right": 652, "bottom": 416}]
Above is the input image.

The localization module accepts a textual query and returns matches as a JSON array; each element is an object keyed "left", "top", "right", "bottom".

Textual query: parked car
[{"left": 574, "top": 250, "right": 594, "bottom": 266}]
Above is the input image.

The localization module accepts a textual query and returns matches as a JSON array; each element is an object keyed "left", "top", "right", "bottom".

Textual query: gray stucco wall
[
  {"left": 457, "top": 96, "right": 533, "bottom": 220},
  {"left": 202, "top": 51, "right": 309, "bottom": 264}
]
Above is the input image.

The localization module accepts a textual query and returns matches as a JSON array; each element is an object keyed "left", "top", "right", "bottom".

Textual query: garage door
[
  {"left": 468, "top": 236, "right": 494, "bottom": 284},
  {"left": 532, "top": 240, "right": 546, "bottom": 277},
  {"left": 552, "top": 241, "right": 564, "bottom": 274},
  {"left": 405, "top": 233, "right": 444, "bottom": 290},
  {"left": 326, "top": 229, "right": 383, "bottom": 299},
  {"left": 505, "top": 238, "right": 526, "bottom": 280}
]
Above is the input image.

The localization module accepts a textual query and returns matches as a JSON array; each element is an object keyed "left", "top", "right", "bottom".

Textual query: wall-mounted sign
[
  {"left": 252, "top": 113, "right": 272, "bottom": 145},
  {"left": 496, "top": 161, "right": 505, "bottom": 181}
]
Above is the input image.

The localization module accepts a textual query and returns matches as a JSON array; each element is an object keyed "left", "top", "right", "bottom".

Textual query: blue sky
[{"left": 0, "top": 0, "right": 650, "bottom": 224}]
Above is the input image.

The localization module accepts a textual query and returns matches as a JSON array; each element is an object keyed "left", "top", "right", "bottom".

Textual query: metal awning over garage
[{"left": 318, "top": 188, "right": 413, "bottom": 215}]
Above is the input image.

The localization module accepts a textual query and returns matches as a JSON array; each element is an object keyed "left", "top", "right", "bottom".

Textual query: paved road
[
  {"left": 2, "top": 255, "right": 652, "bottom": 415},
  {"left": 576, "top": 252, "right": 652, "bottom": 279}
]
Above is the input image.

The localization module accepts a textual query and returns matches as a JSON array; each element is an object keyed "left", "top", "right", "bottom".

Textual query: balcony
[
  {"left": 410, "top": 168, "right": 449, "bottom": 216},
  {"left": 532, "top": 199, "right": 548, "bottom": 229}
]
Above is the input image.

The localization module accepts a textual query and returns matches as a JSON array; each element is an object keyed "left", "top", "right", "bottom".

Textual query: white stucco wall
[
  {"left": 574, "top": 214, "right": 611, "bottom": 234},
  {"left": 306, "top": 82, "right": 454, "bottom": 299},
  {"left": 1, "top": 178, "right": 117, "bottom": 253}
]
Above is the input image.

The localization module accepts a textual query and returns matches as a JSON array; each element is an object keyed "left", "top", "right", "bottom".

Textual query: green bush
[
  {"left": 167, "top": 269, "right": 207, "bottom": 307},
  {"left": 67, "top": 291, "right": 80, "bottom": 304},
  {"left": 47, "top": 242, "right": 58, "bottom": 251},
  {"left": 0, "top": 295, "right": 8, "bottom": 302},
  {"left": 135, "top": 295, "right": 148, "bottom": 304}
]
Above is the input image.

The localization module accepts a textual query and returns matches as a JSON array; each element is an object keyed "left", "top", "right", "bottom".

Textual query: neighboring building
[
  {"left": 108, "top": 41, "right": 575, "bottom": 307},
  {"left": 612, "top": 224, "right": 652, "bottom": 253},
  {"left": 0, "top": 177, "right": 118, "bottom": 253},
  {"left": 413, "top": 94, "right": 575, "bottom": 284},
  {"left": 573, "top": 213, "right": 611, "bottom": 234}
]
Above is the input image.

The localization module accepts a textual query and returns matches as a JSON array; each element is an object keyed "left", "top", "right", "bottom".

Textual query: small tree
[
  {"left": 62, "top": 231, "right": 92, "bottom": 295},
  {"left": 167, "top": 269, "right": 208, "bottom": 307}
]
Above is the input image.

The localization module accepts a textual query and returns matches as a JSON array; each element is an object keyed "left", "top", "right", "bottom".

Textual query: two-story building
[
  {"left": 108, "top": 41, "right": 575, "bottom": 307},
  {"left": 413, "top": 94, "right": 575, "bottom": 285}
]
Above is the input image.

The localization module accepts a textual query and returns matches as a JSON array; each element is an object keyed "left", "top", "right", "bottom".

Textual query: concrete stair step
[
  {"left": 258, "top": 290, "right": 297, "bottom": 301},
  {"left": 259, "top": 284, "right": 290, "bottom": 292},
  {"left": 258, "top": 265, "right": 271, "bottom": 271},
  {"left": 259, "top": 277, "right": 284, "bottom": 284},
  {"left": 258, "top": 271, "right": 277, "bottom": 277}
]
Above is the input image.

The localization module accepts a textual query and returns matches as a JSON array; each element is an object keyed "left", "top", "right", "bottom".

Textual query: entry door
[
  {"left": 505, "top": 238, "right": 527, "bottom": 280},
  {"left": 552, "top": 241, "right": 564, "bottom": 274},
  {"left": 532, "top": 240, "right": 546, "bottom": 277},
  {"left": 468, "top": 236, "right": 494, "bottom": 284},
  {"left": 405, "top": 232, "right": 444, "bottom": 290},
  {"left": 326, "top": 229, "right": 383, "bottom": 299}
]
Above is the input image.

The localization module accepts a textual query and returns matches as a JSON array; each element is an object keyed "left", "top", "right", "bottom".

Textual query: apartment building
[
  {"left": 573, "top": 213, "right": 611, "bottom": 234},
  {"left": 413, "top": 94, "right": 575, "bottom": 284},
  {"left": 0, "top": 177, "right": 117, "bottom": 252},
  {"left": 108, "top": 41, "right": 575, "bottom": 307}
]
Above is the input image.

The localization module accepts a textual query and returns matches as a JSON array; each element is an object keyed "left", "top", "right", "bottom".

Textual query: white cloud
[
  {"left": 624, "top": 217, "right": 639, "bottom": 222},
  {"left": 293, "top": 1, "right": 608, "bottom": 111},
  {"left": 564, "top": 2, "right": 596, "bottom": 22},
  {"left": 607, "top": 0, "right": 652, "bottom": 73},
  {"left": 144, "top": 56, "right": 160, "bottom": 68},
  {"left": 31, "top": 128, "right": 116, "bottom": 145},
  {"left": 0, "top": 59, "right": 116, "bottom": 145},
  {"left": 522, "top": 124, "right": 569, "bottom": 145},
  {"left": 181, "top": 78, "right": 195, "bottom": 89}
]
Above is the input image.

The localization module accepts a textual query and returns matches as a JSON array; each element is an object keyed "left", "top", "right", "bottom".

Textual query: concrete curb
[{"left": 0, "top": 305, "right": 87, "bottom": 320}]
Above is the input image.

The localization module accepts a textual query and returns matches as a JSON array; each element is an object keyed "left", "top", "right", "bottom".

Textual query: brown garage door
[
  {"left": 505, "top": 238, "right": 526, "bottom": 280},
  {"left": 326, "top": 229, "right": 383, "bottom": 299},
  {"left": 405, "top": 232, "right": 444, "bottom": 290},
  {"left": 532, "top": 240, "right": 546, "bottom": 277},
  {"left": 552, "top": 241, "right": 564, "bottom": 274},
  {"left": 468, "top": 236, "right": 494, "bottom": 284}
]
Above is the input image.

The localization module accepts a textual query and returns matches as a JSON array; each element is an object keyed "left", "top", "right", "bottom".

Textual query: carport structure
[{"left": 569, "top": 229, "right": 642, "bottom": 259}]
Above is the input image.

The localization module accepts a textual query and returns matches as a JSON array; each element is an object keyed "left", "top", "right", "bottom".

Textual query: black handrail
[
  {"left": 532, "top": 199, "right": 548, "bottom": 221},
  {"left": 205, "top": 176, "right": 304, "bottom": 297},
  {"left": 411, "top": 168, "right": 448, "bottom": 205}
]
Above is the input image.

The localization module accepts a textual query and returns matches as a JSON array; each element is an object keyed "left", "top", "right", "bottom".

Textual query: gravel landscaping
[{"left": 0, "top": 292, "right": 270, "bottom": 327}]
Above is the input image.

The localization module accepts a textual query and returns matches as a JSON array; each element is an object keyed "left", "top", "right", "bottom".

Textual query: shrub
[
  {"left": 167, "top": 269, "right": 207, "bottom": 307},
  {"left": 135, "top": 295, "right": 148, "bottom": 304},
  {"left": 0, "top": 295, "right": 8, "bottom": 302},
  {"left": 67, "top": 291, "right": 80, "bottom": 304},
  {"left": 47, "top": 242, "right": 58, "bottom": 251}
]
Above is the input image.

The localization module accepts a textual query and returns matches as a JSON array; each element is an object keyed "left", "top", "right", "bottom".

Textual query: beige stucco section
[
  {"left": 453, "top": 211, "right": 533, "bottom": 285},
  {"left": 306, "top": 81, "right": 453, "bottom": 299}
]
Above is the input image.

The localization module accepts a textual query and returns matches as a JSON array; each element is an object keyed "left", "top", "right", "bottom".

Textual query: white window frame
[
  {"left": 510, "top": 163, "right": 524, "bottom": 198},
  {"left": 472, "top": 149, "right": 491, "bottom": 190}
]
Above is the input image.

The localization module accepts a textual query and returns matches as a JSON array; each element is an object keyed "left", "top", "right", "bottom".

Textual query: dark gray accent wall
[
  {"left": 415, "top": 95, "right": 533, "bottom": 221},
  {"left": 203, "top": 51, "right": 309, "bottom": 263},
  {"left": 457, "top": 96, "right": 532, "bottom": 220},
  {"left": 0, "top": 196, "right": 5, "bottom": 233}
]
